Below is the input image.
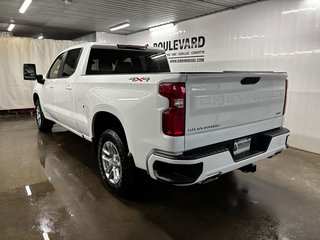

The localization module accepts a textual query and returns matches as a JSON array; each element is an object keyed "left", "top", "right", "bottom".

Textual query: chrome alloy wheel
[
  {"left": 101, "top": 141, "right": 122, "bottom": 185},
  {"left": 36, "top": 104, "right": 41, "bottom": 126}
]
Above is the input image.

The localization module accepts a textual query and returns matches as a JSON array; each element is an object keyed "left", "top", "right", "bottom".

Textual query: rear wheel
[
  {"left": 97, "top": 129, "right": 137, "bottom": 197},
  {"left": 35, "top": 99, "right": 54, "bottom": 131}
]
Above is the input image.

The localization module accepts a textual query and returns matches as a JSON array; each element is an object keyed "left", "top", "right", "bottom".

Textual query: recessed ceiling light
[
  {"left": 19, "top": 0, "right": 32, "bottom": 14},
  {"left": 7, "top": 24, "right": 15, "bottom": 32},
  {"left": 149, "top": 23, "right": 175, "bottom": 32},
  {"left": 110, "top": 22, "right": 130, "bottom": 32},
  {"left": 37, "top": 35, "right": 44, "bottom": 40}
]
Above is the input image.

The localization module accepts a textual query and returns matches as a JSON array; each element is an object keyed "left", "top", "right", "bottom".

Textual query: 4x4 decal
[{"left": 129, "top": 76, "right": 150, "bottom": 82}]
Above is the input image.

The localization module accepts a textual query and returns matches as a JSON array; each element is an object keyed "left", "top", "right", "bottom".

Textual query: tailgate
[{"left": 185, "top": 72, "right": 287, "bottom": 150}]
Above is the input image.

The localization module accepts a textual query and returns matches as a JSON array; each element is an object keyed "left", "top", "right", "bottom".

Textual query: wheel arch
[
  {"left": 91, "top": 111, "right": 130, "bottom": 154},
  {"left": 33, "top": 93, "right": 39, "bottom": 105}
]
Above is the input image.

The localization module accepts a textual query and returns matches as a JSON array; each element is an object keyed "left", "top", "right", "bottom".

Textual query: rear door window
[{"left": 86, "top": 48, "right": 170, "bottom": 75}]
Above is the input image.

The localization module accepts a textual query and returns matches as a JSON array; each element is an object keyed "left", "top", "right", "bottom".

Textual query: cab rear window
[{"left": 86, "top": 48, "right": 170, "bottom": 75}]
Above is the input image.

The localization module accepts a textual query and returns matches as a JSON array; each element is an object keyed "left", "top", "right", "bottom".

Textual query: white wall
[
  {"left": 0, "top": 37, "right": 81, "bottom": 110},
  {"left": 73, "top": 33, "right": 96, "bottom": 42},
  {"left": 127, "top": 0, "right": 320, "bottom": 154},
  {"left": 74, "top": 32, "right": 126, "bottom": 43},
  {"left": 96, "top": 32, "right": 127, "bottom": 44}
]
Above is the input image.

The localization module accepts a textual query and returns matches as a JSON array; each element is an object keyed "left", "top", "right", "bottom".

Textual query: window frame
[
  {"left": 85, "top": 46, "right": 170, "bottom": 75},
  {"left": 60, "top": 48, "right": 83, "bottom": 78},
  {"left": 46, "top": 52, "right": 67, "bottom": 79},
  {"left": 46, "top": 48, "right": 83, "bottom": 79}
]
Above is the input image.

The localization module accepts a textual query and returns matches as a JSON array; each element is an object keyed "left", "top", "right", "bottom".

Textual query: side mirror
[
  {"left": 36, "top": 74, "right": 45, "bottom": 84},
  {"left": 23, "top": 64, "right": 37, "bottom": 80},
  {"left": 23, "top": 63, "right": 45, "bottom": 84}
]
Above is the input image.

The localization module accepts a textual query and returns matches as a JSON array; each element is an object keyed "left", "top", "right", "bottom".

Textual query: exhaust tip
[
  {"left": 201, "top": 173, "right": 221, "bottom": 184},
  {"left": 268, "top": 151, "right": 282, "bottom": 158},
  {"left": 240, "top": 164, "right": 256, "bottom": 173}
]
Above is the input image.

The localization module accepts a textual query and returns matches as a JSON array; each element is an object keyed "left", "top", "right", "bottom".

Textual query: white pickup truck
[{"left": 24, "top": 42, "right": 290, "bottom": 197}]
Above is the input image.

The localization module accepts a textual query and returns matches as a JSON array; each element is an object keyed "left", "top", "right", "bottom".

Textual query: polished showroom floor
[{"left": 0, "top": 115, "right": 319, "bottom": 240}]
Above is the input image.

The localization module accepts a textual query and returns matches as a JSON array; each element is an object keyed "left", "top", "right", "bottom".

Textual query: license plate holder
[{"left": 233, "top": 137, "right": 251, "bottom": 156}]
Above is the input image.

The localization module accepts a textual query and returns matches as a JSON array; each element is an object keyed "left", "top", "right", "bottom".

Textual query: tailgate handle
[{"left": 241, "top": 77, "right": 260, "bottom": 85}]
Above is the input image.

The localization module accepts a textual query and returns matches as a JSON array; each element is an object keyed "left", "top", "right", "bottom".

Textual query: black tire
[
  {"left": 35, "top": 99, "right": 54, "bottom": 131},
  {"left": 97, "top": 129, "right": 137, "bottom": 197}
]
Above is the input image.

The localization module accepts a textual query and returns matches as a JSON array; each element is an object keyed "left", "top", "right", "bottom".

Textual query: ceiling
[{"left": 0, "top": 0, "right": 264, "bottom": 40}]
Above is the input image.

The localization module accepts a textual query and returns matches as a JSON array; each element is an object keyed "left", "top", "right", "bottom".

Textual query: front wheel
[
  {"left": 97, "top": 129, "right": 137, "bottom": 197},
  {"left": 35, "top": 99, "right": 54, "bottom": 131}
]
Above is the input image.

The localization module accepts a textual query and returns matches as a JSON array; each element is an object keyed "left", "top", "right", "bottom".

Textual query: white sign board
[{"left": 153, "top": 36, "right": 206, "bottom": 64}]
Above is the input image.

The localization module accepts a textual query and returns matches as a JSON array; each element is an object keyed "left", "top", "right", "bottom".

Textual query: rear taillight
[
  {"left": 283, "top": 79, "right": 288, "bottom": 115},
  {"left": 159, "top": 83, "right": 185, "bottom": 136}
]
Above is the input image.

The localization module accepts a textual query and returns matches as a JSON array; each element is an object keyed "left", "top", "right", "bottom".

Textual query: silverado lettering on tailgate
[{"left": 188, "top": 124, "right": 221, "bottom": 133}]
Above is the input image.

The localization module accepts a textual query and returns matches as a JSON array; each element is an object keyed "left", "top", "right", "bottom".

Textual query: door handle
[
  {"left": 66, "top": 85, "right": 72, "bottom": 90},
  {"left": 48, "top": 84, "right": 54, "bottom": 88}
]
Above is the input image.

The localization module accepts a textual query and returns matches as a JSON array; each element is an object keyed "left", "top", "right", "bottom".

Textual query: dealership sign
[{"left": 153, "top": 36, "right": 206, "bottom": 64}]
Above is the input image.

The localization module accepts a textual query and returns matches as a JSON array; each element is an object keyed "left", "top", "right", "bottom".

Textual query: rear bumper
[{"left": 147, "top": 128, "right": 290, "bottom": 185}]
